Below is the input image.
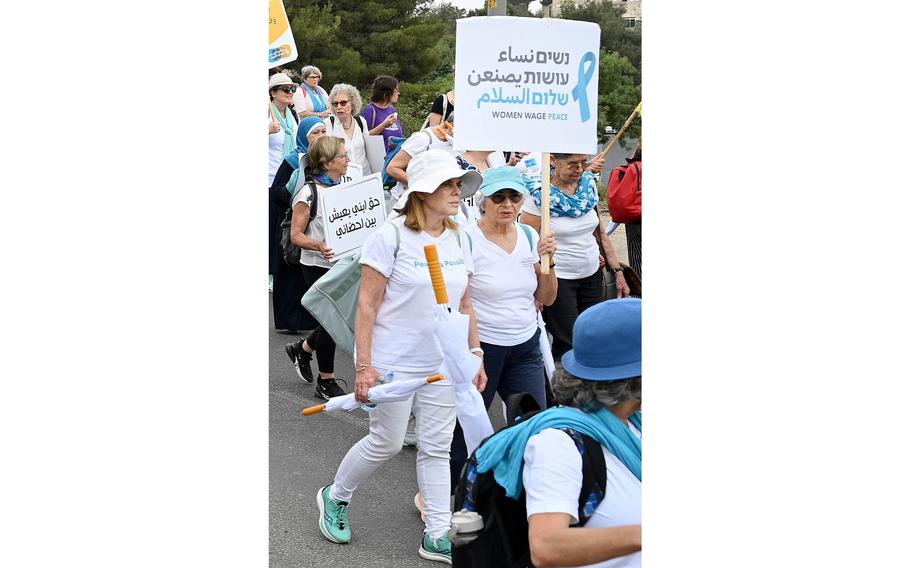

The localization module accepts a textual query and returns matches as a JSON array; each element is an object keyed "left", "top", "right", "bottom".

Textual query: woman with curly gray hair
[
  {"left": 468, "top": 298, "right": 642, "bottom": 568},
  {"left": 323, "top": 83, "right": 372, "bottom": 176}
]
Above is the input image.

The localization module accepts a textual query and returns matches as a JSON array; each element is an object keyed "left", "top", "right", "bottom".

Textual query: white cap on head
[{"left": 392, "top": 149, "right": 482, "bottom": 212}]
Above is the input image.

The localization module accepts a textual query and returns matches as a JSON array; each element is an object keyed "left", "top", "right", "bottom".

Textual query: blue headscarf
[{"left": 285, "top": 116, "right": 324, "bottom": 170}]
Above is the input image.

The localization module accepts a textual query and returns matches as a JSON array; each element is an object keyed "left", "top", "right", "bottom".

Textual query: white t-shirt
[
  {"left": 389, "top": 130, "right": 458, "bottom": 202},
  {"left": 521, "top": 198, "right": 599, "bottom": 280},
  {"left": 523, "top": 423, "right": 642, "bottom": 568},
  {"left": 359, "top": 217, "right": 474, "bottom": 375},
  {"left": 292, "top": 177, "right": 359, "bottom": 268},
  {"left": 292, "top": 84, "right": 330, "bottom": 115},
  {"left": 465, "top": 223, "right": 540, "bottom": 346},
  {"left": 325, "top": 116, "right": 372, "bottom": 176}
]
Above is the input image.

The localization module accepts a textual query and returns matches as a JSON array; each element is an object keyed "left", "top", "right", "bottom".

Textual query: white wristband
[{"left": 469, "top": 347, "right": 484, "bottom": 355}]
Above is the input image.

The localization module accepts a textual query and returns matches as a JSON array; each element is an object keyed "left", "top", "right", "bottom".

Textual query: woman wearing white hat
[{"left": 315, "top": 149, "right": 488, "bottom": 565}]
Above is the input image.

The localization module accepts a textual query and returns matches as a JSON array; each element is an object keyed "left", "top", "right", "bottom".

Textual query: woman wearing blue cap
[
  {"left": 471, "top": 298, "right": 643, "bottom": 568},
  {"left": 447, "top": 165, "right": 558, "bottom": 490}
]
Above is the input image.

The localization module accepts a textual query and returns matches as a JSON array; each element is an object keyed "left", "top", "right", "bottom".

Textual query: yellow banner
[{"left": 269, "top": 0, "right": 297, "bottom": 68}]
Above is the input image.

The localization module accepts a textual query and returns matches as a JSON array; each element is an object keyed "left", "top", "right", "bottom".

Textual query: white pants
[{"left": 329, "top": 368, "right": 456, "bottom": 538}]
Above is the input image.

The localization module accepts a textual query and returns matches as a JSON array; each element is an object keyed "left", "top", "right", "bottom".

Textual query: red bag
[{"left": 606, "top": 160, "right": 642, "bottom": 223}]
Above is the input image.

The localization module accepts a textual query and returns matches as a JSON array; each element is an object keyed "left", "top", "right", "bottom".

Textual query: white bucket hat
[
  {"left": 392, "top": 149, "right": 482, "bottom": 212},
  {"left": 269, "top": 73, "right": 295, "bottom": 89}
]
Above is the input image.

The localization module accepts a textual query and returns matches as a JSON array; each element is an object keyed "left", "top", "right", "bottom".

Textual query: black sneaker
[
  {"left": 285, "top": 339, "right": 314, "bottom": 383},
  {"left": 314, "top": 378, "right": 348, "bottom": 401}
]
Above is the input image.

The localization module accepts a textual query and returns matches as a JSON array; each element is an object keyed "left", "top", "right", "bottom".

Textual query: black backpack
[
  {"left": 279, "top": 179, "right": 318, "bottom": 266},
  {"left": 452, "top": 394, "right": 608, "bottom": 568}
]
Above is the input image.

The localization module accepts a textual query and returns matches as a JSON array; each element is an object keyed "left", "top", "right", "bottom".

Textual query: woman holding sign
[
  {"left": 315, "top": 149, "right": 487, "bottom": 565},
  {"left": 520, "top": 153, "right": 630, "bottom": 362},
  {"left": 286, "top": 136, "right": 352, "bottom": 401}
]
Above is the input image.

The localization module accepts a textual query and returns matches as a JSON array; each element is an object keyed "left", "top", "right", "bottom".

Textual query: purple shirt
[{"left": 361, "top": 102, "right": 405, "bottom": 152}]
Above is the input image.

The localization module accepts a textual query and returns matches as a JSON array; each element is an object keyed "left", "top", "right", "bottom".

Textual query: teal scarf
[
  {"left": 302, "top": 84, "right": 327, "bottom": 113},
  {"left": 475, "top": 406, "right": 642, "bottom": 499},
  {"left": 271, "top": 102, "right": 296, "bottom": 157}
]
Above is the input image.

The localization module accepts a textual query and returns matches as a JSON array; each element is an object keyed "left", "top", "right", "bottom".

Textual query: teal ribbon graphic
[{"left": 571, "top": 51, "right": 596, "bottom": 122}]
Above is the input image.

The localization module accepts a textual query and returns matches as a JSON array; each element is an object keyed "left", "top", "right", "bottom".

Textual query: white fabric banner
[{"left": 454, "top": 16, "right": 600, "bottom": 155}]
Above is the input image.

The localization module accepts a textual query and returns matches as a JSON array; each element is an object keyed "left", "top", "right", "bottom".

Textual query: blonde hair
[
  {"left": 401, "top": 193, "right": 459, "bottom": 233},
  {"left": 307, "top": 136, "right": 345, "bottom": 172}
]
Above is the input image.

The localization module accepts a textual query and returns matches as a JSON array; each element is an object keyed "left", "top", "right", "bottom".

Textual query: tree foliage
[
  {"left": 558, "top": 0, "right": 641, "bottom": 79},
  {"left": 274, "top": 0, "right": 640, "bottom": 144}
]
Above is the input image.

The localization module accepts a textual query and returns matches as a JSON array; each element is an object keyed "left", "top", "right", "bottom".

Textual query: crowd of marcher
[{"left": 269, "top": 64, "right": 643, "bottom": 567}]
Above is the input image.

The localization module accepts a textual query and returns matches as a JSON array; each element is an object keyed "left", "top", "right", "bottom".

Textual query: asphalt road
[{"left": 269, "top": 309, "right": 508, "bottom": 568}]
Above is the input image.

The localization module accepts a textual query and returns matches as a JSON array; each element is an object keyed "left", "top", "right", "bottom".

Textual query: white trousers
[{"left": 329, "top": 368, "right": 456, "bottom": 538}]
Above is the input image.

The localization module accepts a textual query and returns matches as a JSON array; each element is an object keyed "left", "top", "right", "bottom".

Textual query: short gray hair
[
  {"left": 327, "top": 83, "right": 363, "bottom": 116},
  {"left": 300, "top": 65, "right": 322, "bottom": 80},
  {"left": 551, "top": 370, "right": 641, "bottom": 413}
]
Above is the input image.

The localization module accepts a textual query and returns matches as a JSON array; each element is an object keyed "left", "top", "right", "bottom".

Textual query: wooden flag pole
[
  {"left": 593, "top": 101, "right": 641, "bottom": 163},
  {"left": 540, "top": 152, "right": 552, "bottom": 274}
]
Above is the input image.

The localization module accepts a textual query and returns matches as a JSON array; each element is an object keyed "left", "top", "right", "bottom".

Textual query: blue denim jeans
[{"left": 449, "top": 328, "right": 547, "bottom": 491}]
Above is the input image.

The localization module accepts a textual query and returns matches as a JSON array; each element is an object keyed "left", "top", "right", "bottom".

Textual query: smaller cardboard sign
[{"left": 321, "top": 173, "right": 387, "bottom": 259}]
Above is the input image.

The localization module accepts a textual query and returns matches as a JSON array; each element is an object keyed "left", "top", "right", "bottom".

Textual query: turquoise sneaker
[
  {"left": 418, "top": 531, "right": 452, "bottom": 565},
  {"left": 316, "top": 485, "right": 351, "bottom": 544}
]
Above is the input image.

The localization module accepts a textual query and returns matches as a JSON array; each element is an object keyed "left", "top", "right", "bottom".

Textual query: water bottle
[{"left": 450, "top": 508, "right": 484, "bottom": 566}]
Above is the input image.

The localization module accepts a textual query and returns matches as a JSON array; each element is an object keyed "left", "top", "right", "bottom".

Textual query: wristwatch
[{"left": 611, "top": 266, "right": 623, "bottom": 274}]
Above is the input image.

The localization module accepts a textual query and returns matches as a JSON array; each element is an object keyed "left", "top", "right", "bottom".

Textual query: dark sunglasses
[
  {"left": 275, "top": 85, "right": 297, "bottom": 94},
  {"left": 332, "top": 100, "right": 351, "bottom": 107},
  {"left": 489, "top": 191, "right": 523, "bottom": 204}
]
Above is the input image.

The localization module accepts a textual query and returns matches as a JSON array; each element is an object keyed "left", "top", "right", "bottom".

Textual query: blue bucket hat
[
  {"left": 561, "top": 298, "right": 642, "bottom": 381},
  {"left": 478, "top": 166, "right": 527, "bottom": 196}
]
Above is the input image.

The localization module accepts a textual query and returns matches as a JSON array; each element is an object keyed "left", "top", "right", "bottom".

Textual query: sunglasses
[
  {"left": 332, "top": 100, "right": 350, "bottom": 107},
  {"left": 489, "top": 191, "right": 523, "bottom": 204},
  {"left": 275, "top": 85, "right": 297, "bottom": 94}
]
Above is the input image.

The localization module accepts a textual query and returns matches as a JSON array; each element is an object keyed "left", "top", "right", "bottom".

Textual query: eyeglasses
[
  {"left": 332, "top": 100, "right": 350, "bottom": 107},
  {"left": 561, "top": 160, "right": 587, "bottom": 170},
  {"left": 306, "top": 75, "right": 322, "bottom": 80},
  {"left": 489, "top": 191, "right": 523, "bottom": 204},
  {"left": 275, "top": 85, "right": 297, "bottom": 94},
  {"left": 332, "top": 153, "right": 351, "bottom": 161}
]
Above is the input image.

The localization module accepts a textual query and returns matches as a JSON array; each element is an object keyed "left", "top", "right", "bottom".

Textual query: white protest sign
[
  {"left": 321, "top": 173, "right": 386, "bottom": 259},
  {"left": 269, "top": 0, "right": 298, "bottom": 69},
  {"left": 454, "top": 16, "right": 600, "bottom": 155}
]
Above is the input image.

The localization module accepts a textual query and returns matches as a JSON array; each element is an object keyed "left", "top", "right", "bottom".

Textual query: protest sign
[
  {"left": 269, "top": 0, "right": 298, "bottom": 69},
  {"left": 321, "top": 173, "right": 386, "bottom": 259},
  {"left": 454, "top": 16, "right": 600, "bottom": 155},
  {"left": 363, "top": 135, "right": 387, "bottom": 176}
]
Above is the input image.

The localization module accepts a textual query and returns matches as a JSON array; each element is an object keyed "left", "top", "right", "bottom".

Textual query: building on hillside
[{"left": 547, "top": 0, "right": 641, "bottom": 28}]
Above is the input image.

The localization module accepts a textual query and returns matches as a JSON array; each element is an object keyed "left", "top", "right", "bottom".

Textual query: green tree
[
  {"left": 597, "top": 50, "right": 641, "bottom": 144},
  {"left": 558, "top": 0, "right": 641, "bottom": 79}
]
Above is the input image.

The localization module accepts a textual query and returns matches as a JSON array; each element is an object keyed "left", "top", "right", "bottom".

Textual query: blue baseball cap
[
  {"left": 478, "top": 166, "right": 527, "bottom": 196},
  {"left": 561, "top": 298, "right": 642, "bottom": 381}
]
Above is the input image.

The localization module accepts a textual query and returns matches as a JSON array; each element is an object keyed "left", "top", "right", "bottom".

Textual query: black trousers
[
  {"left": 543, "top": 269, "right": 605, "bottom": 361},
  {"left": 626, "top": 220, "right": 642, "bottom": 282},
  {"left": 269, "top": 186, "right": 317, "bottom": 331},
  {"left": 300, "top": 264, "right": 336, "bottom": 374}
]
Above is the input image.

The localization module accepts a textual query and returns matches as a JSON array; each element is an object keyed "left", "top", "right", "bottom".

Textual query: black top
[{"left": 430, "top": 93, "right": 455, "bottom": 122}]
